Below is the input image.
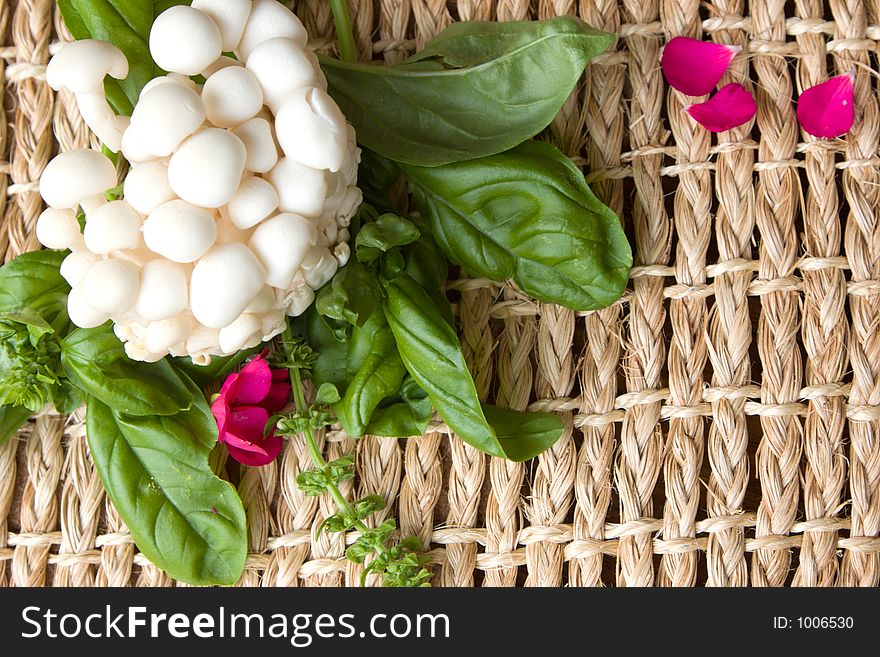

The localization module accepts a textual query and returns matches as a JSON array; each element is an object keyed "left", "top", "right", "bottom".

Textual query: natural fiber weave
[{"left": 2, "top": 0, "right": 880, "bottom": 587}]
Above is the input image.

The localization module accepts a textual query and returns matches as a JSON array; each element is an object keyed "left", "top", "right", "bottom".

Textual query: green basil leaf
[
  {"left": 383, "top": 274, "right": 561, "bottom": 460},
  {"left": 334, "top": 311, "right": 408, "bottom": 437},
  {"left": 170, "top": 348, "right": 259, "bottom": 388},
  {"left": 314, "top": 382, "right": 341, "bottom": 406},
  {"left": 50, "top": 378, "right": 84, "bottom": 415},
  {"left": 315, "top": 260, "right": 380, "bottom": 328},
  {"left": 0, "top": 250, "right": 69, "bottom": 318},
  {"left": 359, "top": 148, "right": 402, "bottom": 213},
  {"left": 355, "top": 214, "right": 420, "bottom": 264},
  {"left": 57, "top": 0, "right": 188, "bottom": 114},
  {"left": 0, "top": 404, "right": 31, "bottom": 448},
  {"left": 402, "top": 140, "right": 632, "bottom": 311},
  {"left": 363, "top": 377, "right": 433, "bottom": 438},
  {"left": 321, "top": 17, "right": 614, "bottom": 165},
  {"left": 61, "top": 326, "right": 194, "bottom": 416},
  {"left": 86, "top": 394, "right": 247, "bottom": 585}
]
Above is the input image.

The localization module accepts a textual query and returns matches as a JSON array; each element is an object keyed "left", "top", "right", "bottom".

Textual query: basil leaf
[
  {"left": 334, "top": 311, "right": 408, "bottom": 437},
  {"left": 355, "top": 214, "right": 420, "bottom": 264},
  {"left": 293, "top": 306, "right": 350, "bottom": 391},
  {"left": 62, "top": 326, "right": 194, "bottom": 416},
  {"left": 363, "top": 377, "right": 433, "bottom": 438},
  {"left": 358, "top": 149, "right": 401, "bottom": 213},
  {"left": 0, "top": 250, "right": 69, "bottom": 317},
  {"left": 57, "top": 0, "right": 188, "bottom": 114},
  {"left": 0, "top": 404, "right": 31, "bottom": 448},
  {"left": 86, "top": 393, "right": 247, "bottom": 585},
  {"left": 315, "top": 260, "right": 380, "bottom": 328},
  {"left": 383, "top": 274, "right": 562, "bottom": 460},
  {"left": 402, "top": 140, "right": 632, "bottom": 311},
  {"left": 321, "top": 17, "right": 614, "bottom": 165}
]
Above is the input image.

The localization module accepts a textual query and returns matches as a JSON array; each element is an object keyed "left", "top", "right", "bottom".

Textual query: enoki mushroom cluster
[{"left": 36, "top": 0, "right": 361, "bottom": 364}]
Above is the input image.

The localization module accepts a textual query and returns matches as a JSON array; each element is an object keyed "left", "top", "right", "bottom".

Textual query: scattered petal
[
  {"left": 226, "top": 405, "right": 271, "bottom": 444},
  {"left": 686, "top": 83, "right": 756, "bottom": 132},
  {"left": 797, "top": 73, "right": 854, "bottom": 139},
  {"left": 661, "top": 36, "right": 741, "bottom": 96},
  {"left": 225, "top": 433, "right": 282, "bottom": 467}
]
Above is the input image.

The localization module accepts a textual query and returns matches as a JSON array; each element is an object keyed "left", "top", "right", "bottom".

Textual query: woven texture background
[{"left": 2, "top": 0, "right": 880, "bottom": 587}]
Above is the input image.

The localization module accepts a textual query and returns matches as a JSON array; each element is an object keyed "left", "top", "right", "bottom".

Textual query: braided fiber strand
[{"left": 705, "top": 0, "right": 755, "bottom": 587}]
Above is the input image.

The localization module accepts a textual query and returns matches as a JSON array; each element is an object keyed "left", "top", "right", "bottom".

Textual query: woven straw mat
[{"left": 2, "top": 0, "right": 880, "bottom": 588}]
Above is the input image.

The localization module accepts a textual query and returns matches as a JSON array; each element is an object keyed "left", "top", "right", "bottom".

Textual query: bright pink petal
[
  {"left": 260, "top": 382, "right": 291, "bottom": 413},
  {"left": 227, "top": 405, "right": 271, "bottom": 443},
  {"left": 211, "top": 396, "right": 231, "bottom": 439},
  {"left": 224, "top": 432, "right": 283, "bottom": 467},
  {"left": 234, "top": 356, "right": 273, "bottom": 404},
  {"left": 272, "top": 368, "right": 288, "bottom": 382},
  {"left": 661, "top": 36, "right": 740, "bottom": 96},
  {"left": 218, "top": 371, "right": 240, "bottom": 400},
  {"left": 797, "top": 73, "right": 854, "bottom": 139},
  {"left": 686, "top": 83, "right": 756, "bottom": 132}
]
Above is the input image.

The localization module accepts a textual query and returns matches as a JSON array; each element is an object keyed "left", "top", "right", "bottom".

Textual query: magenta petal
[
  {"left": 661, "top": 36, "right": 740, "bottom": 96},
  {"left": 227, "top": 405, "right": 271, "bottom": 443},
  {"left": 225, "top": 433, "right": 283, "bottom": 467},
  {"left": 218, "top": 371, "right": 240, "bottom": 399},
  {"left": 797, "top": 73, "right": 854, "bottom": 139},
  {"left": 211, "top": 396, "right": 230, "bottom": 439},
  {"left": 234, "top": 356, "right": 273, "bottom": 404},
  {"left": 261, "top": 382, "right": 291, "bottom": 413},
  {"left": 686, "top": 83, "right": 756, "bottom": 132},
  {"left": 226, "top": 436, "right": 282, "bottom": 467}
]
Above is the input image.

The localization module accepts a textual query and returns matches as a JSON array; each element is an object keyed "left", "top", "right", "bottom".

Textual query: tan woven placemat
[{"left": 2, "top": 0, "right": 879, "bottom": 587}]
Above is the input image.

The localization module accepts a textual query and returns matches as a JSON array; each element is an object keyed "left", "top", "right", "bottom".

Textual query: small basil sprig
[{"left": 321, "top": 17, "right": 614, "bottom": 165}]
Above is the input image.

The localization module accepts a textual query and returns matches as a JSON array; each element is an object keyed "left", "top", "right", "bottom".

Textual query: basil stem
[{"left": 329, "top": 0, "right": 358, "bottom": 63}]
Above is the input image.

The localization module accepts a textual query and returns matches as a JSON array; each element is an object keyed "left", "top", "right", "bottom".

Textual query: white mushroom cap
[
  {"left": 227, "top": 176, "right": 279, "bottom": 229},
  {"left": 280, "top": 275, "right": 315, "bottom": 317},
  {"left": 244, "top": 286, "right": 276, "bottom": 314},
  {"left": 215, "top": 208, "right": 253, "bottom": 244},
  {"left": 111, "top": 246, "right": 154, "bottom": 268},
  {"left": 201, "top": 66, "right": 263, "bottom": 128},
  {"left": 185, "top": 325, "right": 222, "bottom": 361},
  {"left": 168, "top": 128, "right": 247, "bottom": 208},
  {"left": 120, "top": 123, "right": 157, "bottom": 164},
  {"left": 190, "top": 242, "right": 266, "bottom": 329},
  {"left": 219, "top": 312, "right": 262, "bottom": 354},
  {"left": 134, "top": 258, "right": 189, "bottom": 321},
  {"left": 139, "top": 74, "right": 199, "bottom": 99},
  {"left": 79, "top": 194, "right": 108, "bottom": 215},
  {"left": 201, "top": 55, "right": 240, "bottom": 77},
  {"left": 123, "top": 161, "right": 175, "bottom": 215},
  {"left": 46, "top": 39, "right": 128, "bottom": 94},
  {"left": 60, "top": 250, "right": 100, "bottom": 287},
  {"left": 230, "top": 117, "right": 278, "bottom": 173},
  {"left": 82, "top": 258, "right": 139, "bottom": 314},
  {"left": 149, "top": 5, "right": 223, "bottom": 76},
  {"left": 146, "top": 313, "right": 194, "bottom": 354},
  {"left": 245, "top": 37, "right": 319, "bottom": 112},
  {"left": 301, "top": 246, "right": 338, "bottom": 290},
  {"left": 67, "top": 285, "right": 110, "bottom": 328},
  {"left": 275, "top": 87, "right": 348, "bottom": 172},
  {"left": 143, "top": 200, "right": 218, "bottom": 263},
  {"left": 334, "top": 242, "right": 351, "bottom": 268},
  {"left": 74, "top": 93, "right": 128, "bottom": 152},
  {"left": 249, "top": 213, "right": 317, "bottom": 289},
  {"left": 192, "top": 0, "right": 252, "bottom": 52},
  {"left": 237, "top": 0, "right": 308, "bottom": 60},
  {"left": 36, "top": 208, "right": 85, "bottom": 251},
  {"left": 266, "top": 158, "right": 327, "bottom": 218},
  {"left": 124, "top": 339, "right": 165, "bottom": 363},
  {"left": 39, "top": 149, "right": 116, "bottom": 209},
  {"left": 129, "top": 82, "right": 206, "bottom": 157},
  {"left": 83, "top": 200, "right": 143, "bottom": 254}
]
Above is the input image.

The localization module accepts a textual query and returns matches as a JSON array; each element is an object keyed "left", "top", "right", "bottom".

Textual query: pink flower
[
  {"left": 797, "top": 73, "right": 855, "bottom": 139},
  {"left": 661, "top": 36, "right": 741, "bottom": 96},
  {"left": 686, "top": 83, "right": 756, "bottom": 132},
  {"left": 211, "top": 352, "right": 291, "bottom": 467}
]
